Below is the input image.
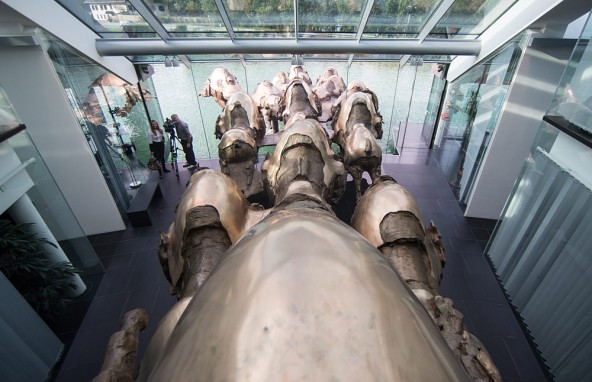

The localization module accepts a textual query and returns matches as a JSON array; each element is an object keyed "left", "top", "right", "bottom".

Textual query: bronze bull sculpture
[
  {"left": 200, "top": 67, "right": 243, "bottom": 108},
  {"left": 313, "top": 67, "right": 346, "bottom": 123},
  {"left": 332, "top": 88, "right": 384, "bottom": 200},
  {"left": 215, "top": 92, "right": 264, "bottom": 196},
  {"left": 93, "top": 66, "right": 502, "bottom": 382},
  {"left": 250, "top": 80, "right": 282, "bottom": 135}
]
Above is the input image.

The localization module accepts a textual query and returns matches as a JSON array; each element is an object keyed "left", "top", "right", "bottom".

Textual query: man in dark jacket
[{"left": 171, "top": 114, "right": 198, "bottom": 168}]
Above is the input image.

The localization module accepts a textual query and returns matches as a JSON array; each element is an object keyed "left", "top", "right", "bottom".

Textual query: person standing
[
  {"left": 171, "top": 114, "right": 198, "bottom": 168},
  {"left": 148, "top": 120, "right": 170, "bottom": 174}
]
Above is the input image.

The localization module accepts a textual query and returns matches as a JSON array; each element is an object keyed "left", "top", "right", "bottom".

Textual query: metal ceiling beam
[
  {"left": 128, "top": 0, "right": 169, "bottom": 41},
  {"left": 97, "top": 39, "right": 480, "bottom": 56},
  {"left": 213, "top": 0, "right": 248, "bottom": 63},
  {"left": 400, "top": 0, "right": 455, "bottom": 67},
  {"left": 178, "top": 55, "right": 192, "bottom": 69},
  {"left": 418, "top": 0, "right": 455, "bottom": 42},
  {"left": 213, "top": 0, "right": 237, "bottom": 41},
  {"left": 355, "top": 0, "right": 376, "bottom": 41},
  {"left": 348, "top": 0, "right": 376, "bottom": 66}
]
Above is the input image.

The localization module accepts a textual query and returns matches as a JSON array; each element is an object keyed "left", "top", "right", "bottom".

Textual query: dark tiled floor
[{"left": 52, "top": 148, "right": 548, "bottom": 381}]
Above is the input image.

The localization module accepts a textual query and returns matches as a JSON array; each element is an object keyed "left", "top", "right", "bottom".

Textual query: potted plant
[{"left": 0, "top": 219, "right": 80, "bottom": 321}]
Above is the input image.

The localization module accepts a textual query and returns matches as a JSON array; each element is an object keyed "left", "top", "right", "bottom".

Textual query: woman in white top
[{"left": 148, "top": 120, "right": 169, "bottom": 174}]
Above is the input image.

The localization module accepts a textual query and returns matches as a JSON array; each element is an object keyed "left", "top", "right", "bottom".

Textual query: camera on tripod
[{"left": 163, "top": 118, "right": 176, "bottom": 134}]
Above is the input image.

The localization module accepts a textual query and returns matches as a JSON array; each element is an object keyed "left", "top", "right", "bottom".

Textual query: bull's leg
[
  {"left": 179, "top": 205, "right": 232, "bottom": 298},
  {"left": 369, "top": 163, "right": 381, "bottom": 183},
  {"left": 351, "top": 178, "right": 501, "bottom": 381},
  {"left": 92, "top": 308, "right": 148, "bottom": 382},
  {"left": 243, "top": 160, "right": 255, "bottom": 189},
  {"left": 349, "top": 166, "right": 363, "bottom": 201},
  {"left": 378, "top": 211, "right": 437, "bottom": 301},
  {"left": 220, "top": 159, "right": 230, "bottom": 176}
]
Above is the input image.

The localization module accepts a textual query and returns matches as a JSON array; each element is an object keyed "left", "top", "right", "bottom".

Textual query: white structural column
[{"left": 9, "top": 195, "right": 86, "bottom": 297}]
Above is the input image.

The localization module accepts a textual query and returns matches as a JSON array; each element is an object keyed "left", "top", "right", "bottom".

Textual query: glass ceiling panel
[
  {"left": 298, "top": 0, "right": 366, "bottom": 39},
  {"left": 301, "top": 53, "right": 350, "bottom": 60},
  {"left": 186, "top": 54, "right": 243, "bottom": 61},
  {"left": 363, "top": 0, "right": 441, "bottom": 39},
  {"left": 221, "top": 0, "right": 294, "bottom": 38},
  {"left": 56, "top": 0, "right": 158, "bottom": 37},
  {"left": 149, "top": 0, "right": 229, "bottom": 38},
  {"left": 354, "top": 53, "right": 404, "bottom": 61},
  {"left": 428, "top": 0, "right": 519, "bottom": 39},
  {"left": 242, "top": 53, "right": 293, "bottom": 60}
]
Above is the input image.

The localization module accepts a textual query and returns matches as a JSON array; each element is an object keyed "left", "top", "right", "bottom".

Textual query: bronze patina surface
[
  {"left": 96, "top": 65, "right": 502, "bottom": 382},
  {"left": 142, "top": 208, "right": 470, "bottom": 382}
]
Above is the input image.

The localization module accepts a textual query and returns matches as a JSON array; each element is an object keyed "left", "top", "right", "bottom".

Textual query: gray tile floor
[{"left": 53, "top": 147, "right": 549, "bottom": 381}]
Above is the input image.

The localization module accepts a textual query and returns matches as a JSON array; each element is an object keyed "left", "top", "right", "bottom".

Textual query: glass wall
[
  {"left": 31, "top": 27, "right": 446, "bottom": 216},
  {"left": 487, "top": 13, "right": 592, "bottom": 381},
  {"left": 0, "top": 85, "right": 102, "bottom": 278},
  {"left": 150, "top": 59, "right": 441, "bottom": 158},
  {"left": 40, "top": 31, "right": 153, "bottom": 215},
  {"left": 433, "top": 33, "right": 526, "bottom": 201}
]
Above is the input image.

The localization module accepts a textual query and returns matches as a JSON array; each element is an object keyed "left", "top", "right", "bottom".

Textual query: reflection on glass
[
  {"left": 0, "top": 86, "right": 103, "bottom": 277},
  {"left": 0, "top": 85, "right": 21, "bottom": 132},
  {"left": 488, "top": 127, "right": 592, "bottom": 381},
  {"left": 429, "top": 0, "right": 518, "bottom": 39},
  {"left": 7, "top": 131, "right": 104, "bottom": 276},
  {"left": 56, "top": 0, "right": 158, "bottom": 37},
  {"left": 487, "top": 17, "right": 592, "bottom": 380},
  {"left": 363, "top": 0, "right": 440, "bottom": 38},
  {"left": 40, "top": 31, "right": 153, "bottom": 214},
  {"left": 548, "top": 16, "right": 592, "bottom": 136},
  {"left": 434, "top": 34, "right": 525, "bottom": 201}
]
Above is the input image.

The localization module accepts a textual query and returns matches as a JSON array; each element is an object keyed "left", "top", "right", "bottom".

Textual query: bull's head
[{"left": 262, "top": 117, "right": 345, "bottom": 205}]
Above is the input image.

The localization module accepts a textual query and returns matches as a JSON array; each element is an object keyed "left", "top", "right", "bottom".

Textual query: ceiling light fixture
[
  {"left": 172, "top": 56, "right": 179, "bottom": 67},
  {"left": 164, "top": 56, "right": 172, "bottom": 67}
]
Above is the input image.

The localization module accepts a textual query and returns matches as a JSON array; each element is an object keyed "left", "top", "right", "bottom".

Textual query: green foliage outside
[{"left": 159, "top": 0, "right": 485, "bottom": 21}]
